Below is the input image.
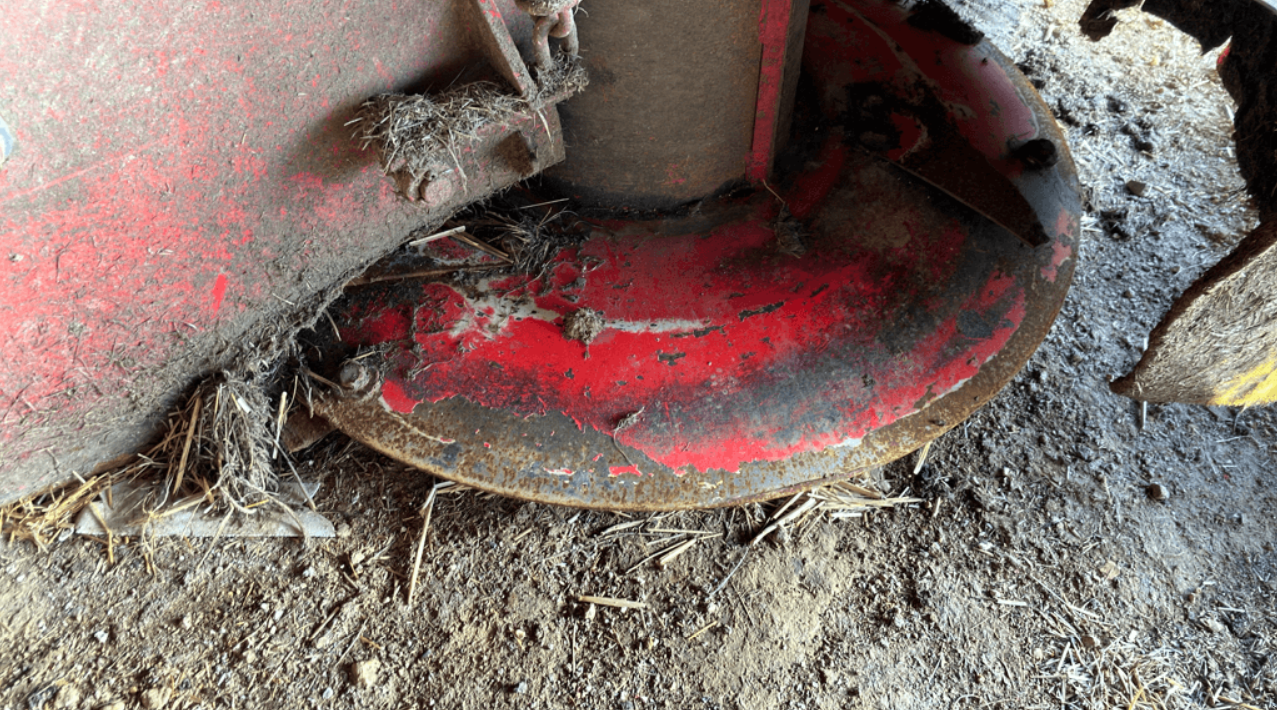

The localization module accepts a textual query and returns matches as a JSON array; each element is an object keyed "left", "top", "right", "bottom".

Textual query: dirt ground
[{"left": 3, "top": 1, "right": 1276, "bottom": 708}]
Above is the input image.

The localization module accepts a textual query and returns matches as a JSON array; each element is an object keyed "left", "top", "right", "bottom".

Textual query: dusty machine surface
[
  {"left": 2, "top": 0, "right": 1276, "bottom": 508},
  {"left": 0, "top": 0, "right": 577, "bottom": 502},
  {"left": 307, "top": 0, "right": 1085, "bottom": 509}
]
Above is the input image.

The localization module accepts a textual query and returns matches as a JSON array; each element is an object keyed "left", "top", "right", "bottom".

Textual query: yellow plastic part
[{"left": 1210, "top": 354, "right": 1277, "bottom": 406}]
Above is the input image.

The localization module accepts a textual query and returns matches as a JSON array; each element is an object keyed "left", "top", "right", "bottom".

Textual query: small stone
[
  {"left": 1079, "top": 635, "right": 1099, "bottom": 649},
  {"left": 584, "top": 603, "right": 597, "bottom": 622},
  {"left": 350, "top": 659, "right": 381, "bottom": 689},
  {"left": 302, "top": 566, "right": 317, "bottom": 579},
  {"left": 514, "top": 681, "right": 529, "bottom": 694},
  {"left": 94, "top": 629, "right": 110, "bottom": 644},
  {"left": 322, "top": 687, "right": 334, "bottom": 700},
  {"left": 1146, "top": 483, "right": 1170, "bottom": 501},
  {"left": 337, "top": 360, "right": 370, "bottom": 390},
  {"left": 141, "top": 688, "right": 170, "bottom": 709},
  {"left": 336, "top": 522, "right": 352, "bottom": 539},
  {"left": 1125, "top": 180, "right": 1147, "bottom": 197},
  {"left": 1202, "top": 617, "right": 1227, "bottom": 634},
  {"left": 178, "top": 615, "right": 192, "bottom": 631},
  {"left": 53, "top": 685, "right": 82, "bottom": 709}
]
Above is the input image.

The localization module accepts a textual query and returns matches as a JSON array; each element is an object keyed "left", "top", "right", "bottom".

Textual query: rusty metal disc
[{"left": 314, "top": 0, "right": 1081, "bottom": 510}]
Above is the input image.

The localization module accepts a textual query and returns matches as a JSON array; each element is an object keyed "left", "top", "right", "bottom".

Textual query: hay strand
[
  {"left": 172, "top": 392, "right": 201, "bottom": 495},
  {"left": 577, "top": 596, "right": 647, "bottom": 610},
  {"left": 407, "top": 483, "right": 442, "bottom": 606}
]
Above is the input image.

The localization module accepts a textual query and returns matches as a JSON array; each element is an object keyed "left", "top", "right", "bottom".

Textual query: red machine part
[
  {"left": 0, "top": 0, "right": 565, "bottom": 501},
  {"left": 315, "top": 0, "right": 1081, "bottom": 510}
]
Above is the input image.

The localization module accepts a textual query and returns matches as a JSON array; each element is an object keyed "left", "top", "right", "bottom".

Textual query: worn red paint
[
  {"left": 1042, "top": 210, "right": 1077, "bottom": 282},
  {"left": 210, "top": 274, "right": 229, "bottom": 315},
  {"left": 748, "top": 0, "right": 796, "bottom": 181},
  {"left": 609, "top": 466, "right": 644, "bottom": 477},
  {"left": 345, "top": 183, "right": 1027, "bottom": 474},
  {"left": 329, "top": 0, "right": 1078, "bottom": 477},
  {"left": 0, "top": 0, "right": 530, "bottom": 486},
  {"left": 380, "top": 380, "right": 419, "bottom": 414}
]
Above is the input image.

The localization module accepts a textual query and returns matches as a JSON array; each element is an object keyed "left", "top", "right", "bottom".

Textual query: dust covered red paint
[
  {"left": 330, "top": 0, "right": 1077, "bottom": 476},
  {"left": 341, "top": 177, "right": 1029, "bottom": 474},
  {"left": 0, "top": 0, "right": 508, "bottom": 485}
]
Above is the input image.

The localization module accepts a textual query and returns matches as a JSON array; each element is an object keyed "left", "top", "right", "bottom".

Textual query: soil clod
[
  {"left": 350, "top": 659, "right": 381, "bottom": 690},
  {"left": 562, "top": 307, "right": 606, "bottom": 345}
]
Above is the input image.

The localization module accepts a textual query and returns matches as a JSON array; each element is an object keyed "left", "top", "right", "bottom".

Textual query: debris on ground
[
  {"left": 349, "top": 659, "right": 381, "bottom": 690},
  {"left": 74, "top": 479, "right": 333, "bottom": 539}
]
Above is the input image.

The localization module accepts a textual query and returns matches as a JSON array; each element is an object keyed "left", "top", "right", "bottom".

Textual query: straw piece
[
  {"left": 449, "top": 231, "right": 512, "bottom": 261},
  {"left": 576, "top": 596, "right": 647, "bottom": 610},
  {"left": 657, "top": 537, "right": 701, "bottom": 567},
  {"left": 686, "top": 621, "right": 718, "bottom": 642},
  {"left": 750, "top": 495, "right": 820, "bottom": 546},
  {"left": 597, "top": 520, "right": 645, "bottom": 537},
  {"left": 172, "top": 393, "right": 202, "bottom": 495},
  {"left": 913, "top": 440, "right": 932, "bottom": 474},
  {"left": 408, "top": 226, "right": 467, "bottom": 247},
  {"left": 407, "top": 483, "right": 441, "bottom": 606}
]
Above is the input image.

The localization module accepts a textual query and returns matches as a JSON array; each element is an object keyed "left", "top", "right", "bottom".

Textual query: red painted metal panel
[
  {"left": 338, "top": 190, "right": 1029, "bottom": 474},
  {"left": 0, "top": 0, "right": 533, "bottom": 499},
  {"left": 749, "top": 0, "right": 808, "bottom": 181}
]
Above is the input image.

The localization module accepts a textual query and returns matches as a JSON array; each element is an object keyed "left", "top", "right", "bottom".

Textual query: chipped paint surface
[
  {"left": 0, "top": 0, "right": 541, "bottom": 495},
  {"left": 340, "top": 175, "right": 1031, "bottom": 474},
  {"left": 318, "top": 0, "right": 1082, "bottom": 509}
]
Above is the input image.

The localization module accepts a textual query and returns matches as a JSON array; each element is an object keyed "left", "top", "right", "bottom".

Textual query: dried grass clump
[
  {"left": 354, "top": 83, "right": 524, "bottom": 183},
  {"left": 0, "top": 470, "right": 133, "bottom": 548},
  {"left": 352, "top": 54, "right": 587, "bottom": 188},
  {"left": 491, "top": 209, "right": 584, "bottom": 278},
  {"left": 1044, "top": 637, "right": 1202, "bottom": 709},
  {"left": 810, "top": 478, "right": 924, "bottom": 518},
  {"left": 0, "top": 368, "right": 300, "bottom": 546},
  {"left": 533, "top": 54, "right": 588, "bottom": 100},
  {"left": 1, "top": 280, "right": 343, "bottom": 543},
  {"left": 180, "top": 368, "right": 283, "bottom": 513},
  {"left": 411, "top": 195, "right": 589, "bottom": 286}
]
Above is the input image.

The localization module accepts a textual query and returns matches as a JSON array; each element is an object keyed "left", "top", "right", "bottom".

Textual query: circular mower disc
[{"left": 315, "top": 0, "right": 1081, "bottom": 510}]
